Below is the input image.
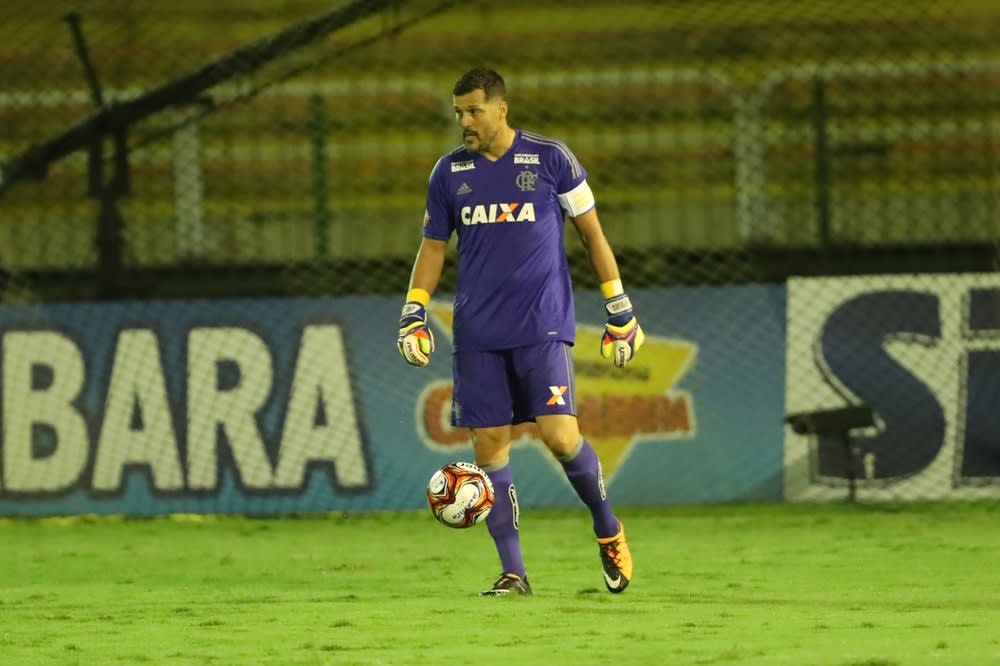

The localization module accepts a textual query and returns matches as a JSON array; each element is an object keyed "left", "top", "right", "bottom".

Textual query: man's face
[{"left": 453, "top": 89, "right": 506, "bottom": 155}]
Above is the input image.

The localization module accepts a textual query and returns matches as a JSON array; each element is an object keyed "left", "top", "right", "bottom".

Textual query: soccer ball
[{"left": 426, "top": 461, "right": 494, "bottom": 528}]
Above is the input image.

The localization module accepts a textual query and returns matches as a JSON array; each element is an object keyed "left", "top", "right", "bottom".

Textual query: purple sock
[
  {"left": 484, "top": 464, "right": 525, "bottom": 578},
  {"left": 560, "top": 439, "right": 620, "bottom": 539}
]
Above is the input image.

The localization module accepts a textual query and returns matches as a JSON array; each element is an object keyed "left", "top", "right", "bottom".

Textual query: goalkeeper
[{"left": 397, "top": 67, "right": 643, "bottom": 597}]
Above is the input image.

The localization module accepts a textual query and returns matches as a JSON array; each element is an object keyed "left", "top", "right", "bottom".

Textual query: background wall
[{"left": 0, "top": 286, "right": 787, "bottom": 516}]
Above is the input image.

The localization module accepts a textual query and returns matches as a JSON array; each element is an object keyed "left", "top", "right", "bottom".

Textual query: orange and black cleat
[
  {"left": 598, "top": 523, "right": 632, "bottom": 593},
  {"left": 480, "top": 572, "right": 532, "bottom": 597}
]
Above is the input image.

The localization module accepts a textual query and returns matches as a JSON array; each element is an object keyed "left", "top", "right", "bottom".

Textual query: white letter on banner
[
  {"left": 2, "top": 331, "right": 88, "bottom": 493},
  {"left": 186, "top": 328, "right": 274, "bottom": 490},
  {"left": 92, "top": 329, "right": 184, "bottom": 492},
  {"left": 274, "top": 325, "right": 368, "bottom": 489}
]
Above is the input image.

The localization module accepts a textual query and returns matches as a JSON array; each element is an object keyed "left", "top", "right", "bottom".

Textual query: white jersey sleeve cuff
[{"left": 557, "top": 180, "right": 595, "bottom": 218}]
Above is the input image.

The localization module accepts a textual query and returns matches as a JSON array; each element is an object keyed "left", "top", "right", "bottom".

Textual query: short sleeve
[
  {"left": 550, "top": 140, "right": 588, "bottom": 196},
  {"left": 423, "top": 157, "right": 453, "bottom": 240}
]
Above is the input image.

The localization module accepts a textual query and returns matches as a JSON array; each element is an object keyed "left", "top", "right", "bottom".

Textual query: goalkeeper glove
[
  {"left": 601, "top": 293, "right": 645, "bottom": 368},
  {"left": 397, "top": 301, "right": 435, "bottom": 366}
]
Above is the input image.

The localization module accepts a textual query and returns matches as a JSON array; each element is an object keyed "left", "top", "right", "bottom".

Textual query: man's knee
[
  {"left": 536, "top": 415, "right": 581, "bottom": 458},
  {"left": 471, "top": 426, "right": 512, "bottom": 466}
]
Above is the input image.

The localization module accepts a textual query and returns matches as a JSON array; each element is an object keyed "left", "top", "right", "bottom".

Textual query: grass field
[{"left": 2, "top": 502, "right": 999, "bottom": 665}]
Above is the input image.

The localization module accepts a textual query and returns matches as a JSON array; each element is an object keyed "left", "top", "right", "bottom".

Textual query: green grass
[{"left": 2, "top": 502, "right": 999, "bottom": 665}]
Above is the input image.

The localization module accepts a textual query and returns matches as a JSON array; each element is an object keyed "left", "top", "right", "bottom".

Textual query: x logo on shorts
[{"left": 546, "top": 385, "right": 568, "bottom": 405}]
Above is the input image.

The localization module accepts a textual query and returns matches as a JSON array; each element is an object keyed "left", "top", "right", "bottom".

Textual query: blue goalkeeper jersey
[{"left": 423, "top": 129, "right": 591, "bottom": 352}]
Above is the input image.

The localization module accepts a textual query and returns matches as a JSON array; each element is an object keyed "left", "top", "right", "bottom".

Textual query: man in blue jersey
[{"left": 397, "top": 67, "right": 644, "bottom": 596}]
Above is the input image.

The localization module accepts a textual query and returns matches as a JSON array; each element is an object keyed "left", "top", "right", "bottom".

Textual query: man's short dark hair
[{"left": 453, "top": 67, "right": 506, "bottom": 100}]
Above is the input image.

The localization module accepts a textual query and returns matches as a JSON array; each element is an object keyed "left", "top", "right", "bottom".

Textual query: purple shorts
[{"left": 451, "top": 341, "right": 577, "bottom": 427}]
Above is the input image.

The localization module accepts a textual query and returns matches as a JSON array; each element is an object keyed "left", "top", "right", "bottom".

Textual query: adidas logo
[{"left": 456, "top": 182, "right": 472, "bottom": 195}]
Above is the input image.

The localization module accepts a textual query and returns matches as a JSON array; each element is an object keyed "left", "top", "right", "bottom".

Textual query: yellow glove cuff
[
  {"left": 406, "top": 288, "right": 430, "bottom": 306},
  {"left": 600, "top": 279, "right": 624, "bottom": 299}
]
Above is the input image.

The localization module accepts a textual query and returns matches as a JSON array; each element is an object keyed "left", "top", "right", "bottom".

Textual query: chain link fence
[
  {"left": 3, "top": 0, "right": 996, "bottom": 297},
  {"left": 0, "top": 0, "right": 998, "bottom": 506}
]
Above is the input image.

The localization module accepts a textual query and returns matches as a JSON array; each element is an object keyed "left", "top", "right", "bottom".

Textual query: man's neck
[{"left": 481, "top": 126, "right": 517, "bottom": 162}]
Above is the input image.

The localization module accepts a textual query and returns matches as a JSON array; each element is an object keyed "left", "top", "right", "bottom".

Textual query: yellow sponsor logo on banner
[{"left": 418, "top": 302, "right": 697, "bottom": 479}]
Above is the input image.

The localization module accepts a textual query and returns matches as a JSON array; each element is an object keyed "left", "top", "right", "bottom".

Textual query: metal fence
[{"left": 1, "top": 0, "right": 997, "bottom": 300}]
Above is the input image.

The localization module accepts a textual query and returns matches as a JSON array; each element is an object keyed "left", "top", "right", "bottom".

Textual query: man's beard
[{"left": 466, "top": 129, "right": 493, "bottom": 153}]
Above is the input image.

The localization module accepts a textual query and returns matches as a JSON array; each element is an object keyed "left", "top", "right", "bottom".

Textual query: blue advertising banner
[
  {"left": 0, "top": 286, "right": 786, "bottom": 516},
  {"left": 785, "top": 274, "right": 1000, "bottom": 501}
]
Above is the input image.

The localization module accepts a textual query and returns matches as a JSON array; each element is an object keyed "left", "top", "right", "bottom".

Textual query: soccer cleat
[
  {"left": 597, "top": 523, "right": 632, "bottom": 593},
  {"left": 479, "top": 572, "right": 532, "bottom": 597}
]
